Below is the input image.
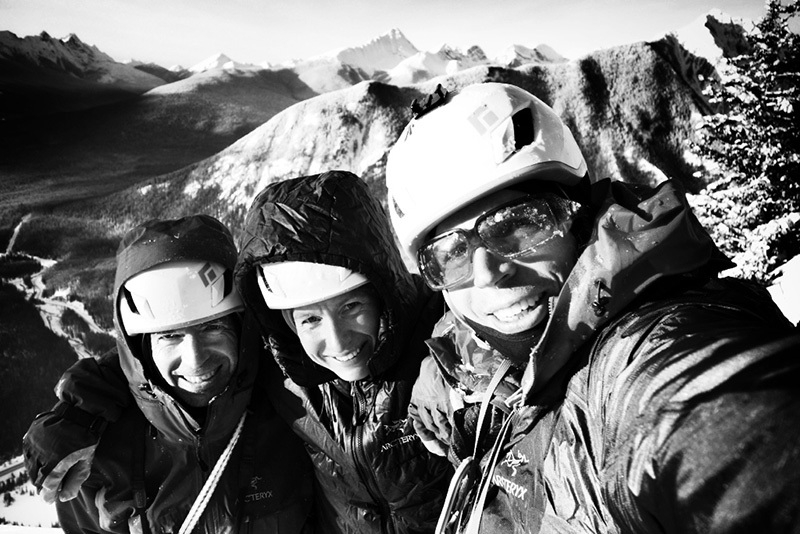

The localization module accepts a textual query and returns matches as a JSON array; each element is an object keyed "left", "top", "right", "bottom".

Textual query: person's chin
[
  {"left": 174, "top": 367, "right": 230, "bottom": 406},
  {"left": 332, "top": 365, "right": 370, "bottom": 381}
]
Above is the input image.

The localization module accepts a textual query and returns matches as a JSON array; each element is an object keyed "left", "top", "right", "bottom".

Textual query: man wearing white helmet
[
  {"left": 386, "top": 82, "right": 800, "bottom": 533},
  {"left": 24, "top": 215, "right": 314, "bottom": 533}
]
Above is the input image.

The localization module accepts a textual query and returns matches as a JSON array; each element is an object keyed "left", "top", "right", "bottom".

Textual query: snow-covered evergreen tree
[{"left": 691, "top": 0, "right": 800, "bottom": 282}]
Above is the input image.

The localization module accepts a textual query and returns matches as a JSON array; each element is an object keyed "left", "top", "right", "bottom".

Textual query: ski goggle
[{"left": 417, "top": 195, "right": 570, "bottom": 291}]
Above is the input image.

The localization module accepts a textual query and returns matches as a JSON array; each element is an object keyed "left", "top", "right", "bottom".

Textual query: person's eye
[
  {"left": 447, "top": 242, "right": 468, "bottom": 261},
  {"left": 342, "top": 300, "right": 364, "bottom": 314},
  {"left": 298, "top": 315, "right": 321, "bottom": 327},
  {"left": 202, "top": 322, "right": 230, "bottom": 334},
  {"left": 155, "top": 332, "right": 181, "bottom": 342}
]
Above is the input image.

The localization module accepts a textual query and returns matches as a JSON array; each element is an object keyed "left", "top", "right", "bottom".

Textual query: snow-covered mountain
[
  {"left": 0, "top": 30, "right": 163, "bottom": 90},
  {"left": 0, "top": 26, "right": 573, "bottom": 116},
  {"left": 0, "top": 30, "right": 167, "bottom": 118},
  {"left": 124, "top": 59, "right": 190, "bottom": 83},
  {"left": 383, "top": 44, "right": 487, "bottom": 86},
  {"left": 278, "top": 28, "right": 570, "bottom": 92},
  {"left": 188, "top": 52, "right": 259, "bottom": 73},
  {"left": 309, "top": 28, "right": 420, "bottom": 76},
  {"left": 497, "top": 43, "right": 567, "bottom": 67}
]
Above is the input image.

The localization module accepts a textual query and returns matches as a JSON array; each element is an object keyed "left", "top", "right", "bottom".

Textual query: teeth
[
  {"left": 491, "top": 297, "right": 539, "bottom": 321},
  {"left": 177, "top": 368, "right": 217, "bottom": 384},
  {"left": 328, "top": 345, "right": 362, "bottom": 363},
  {"left": 332, "top": 352, "right": 358, "bottom": 362}
]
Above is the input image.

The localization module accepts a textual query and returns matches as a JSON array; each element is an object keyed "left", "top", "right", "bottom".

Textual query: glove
[
  {"left": 23, "top": 402, "right": 107, "bottom": 503},
  {"left": 409, "top": 404, "right": 450, "bottom": 457},
  {"left": 408, "top": 357, "right": 464, "bottom": 458},
  {"left": 39, "top": 445, "right": 96, "bottom": 503}
]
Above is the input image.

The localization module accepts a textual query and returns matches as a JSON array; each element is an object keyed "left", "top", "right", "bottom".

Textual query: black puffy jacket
[{"left": 235, "top": 171, "right": 454, "bottom": 534}]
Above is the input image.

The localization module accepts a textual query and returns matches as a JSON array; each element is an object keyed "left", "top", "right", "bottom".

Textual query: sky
[{"left": 1, "top": 0, "right": 769, "bottom": 69}]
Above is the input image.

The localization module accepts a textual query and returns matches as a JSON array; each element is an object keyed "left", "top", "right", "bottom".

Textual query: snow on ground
[
  {"left": 0, "top": 482, "right": 59, "bottom": 530},
  {"left": 767, "top": 255, "right": 800, "bottom": 326},
  {"left": 0, "top": 456, "right": 61, "bottom": 534},
  {"left": 0, "top": 457, "right": 58, "bottom": 531}
]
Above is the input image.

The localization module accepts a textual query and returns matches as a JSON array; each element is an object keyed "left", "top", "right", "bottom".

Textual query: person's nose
[
  {"left": 322, "top": 318, "right": 350, "bottom": 354},
  {"left": 472, "top": 246, "right": 516, "bottom": 288},
  {"left": 177, "top": 334, "right": 207, "bottom": 369}
]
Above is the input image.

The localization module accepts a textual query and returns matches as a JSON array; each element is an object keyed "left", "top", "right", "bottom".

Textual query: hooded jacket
[
  {"left": 410, "top": 179, "right": 800, "bottom": 533},
  {"left": 235, "top": 171, "right": 454, "bottom": 534},
  {"left": 52, "top": 215, "right": 315, "bottom": 534}
]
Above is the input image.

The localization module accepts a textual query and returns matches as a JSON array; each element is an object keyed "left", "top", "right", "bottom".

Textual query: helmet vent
[
  {"left": 512, "top": 108, "right": 535, "bottom": 150},
  {"left": 223, "top": 269, "right": 234, "bottom": 298},
  {"left": 122, "top": 287, "right": 139, "bottom": 315}
]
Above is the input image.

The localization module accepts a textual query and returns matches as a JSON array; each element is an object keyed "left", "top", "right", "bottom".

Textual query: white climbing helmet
[
  {"left": 119, "top": 261, "right": 244, "bottom": 335},
  {"left": 257, "top": 261, "right": 370, "bottom": 310},
  {"left": 386, "top": 82, "right": 589, "bottom": 266}
]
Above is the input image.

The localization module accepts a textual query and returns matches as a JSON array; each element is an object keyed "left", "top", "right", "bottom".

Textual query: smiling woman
[
  {"left": 288, "top": 285, "right": 382, "bottom": 382},
  {"left": 234, "top": 170, "right": 454, "bottom": 533}
]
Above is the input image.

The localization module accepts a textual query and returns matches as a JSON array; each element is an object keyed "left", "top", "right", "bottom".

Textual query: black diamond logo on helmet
[{"left": 198, "top": 262, "right": 218, "bottom": 287}]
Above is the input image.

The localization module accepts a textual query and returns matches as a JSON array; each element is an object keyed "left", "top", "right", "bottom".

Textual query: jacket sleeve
[
  {"left": 57, "top": 352, "right": 132, "bottom": 422},
  {"left": 24, "top": 352, "right": 131, "bottom": 492},
  {"left": 56, "top": 488, "right": 111, "bottom": 534},
  {"left": 600, "top": 299, "right": 800, "bottom": 533}
]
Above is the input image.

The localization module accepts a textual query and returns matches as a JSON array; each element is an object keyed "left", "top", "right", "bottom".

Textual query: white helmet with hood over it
[
  {"left": 256, "top": 261, "right": 370, "bottom": 310},
  {"left": 119, "top": 260, "right": 244, "bottom": 335},
  {"left": 386, "top": 82, "right": 590, "bottom": 267}
]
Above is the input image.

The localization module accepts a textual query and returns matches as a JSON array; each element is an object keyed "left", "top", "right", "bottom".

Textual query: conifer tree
[{"left": 691, "top": 0, "right": 800, "bottom": 281}]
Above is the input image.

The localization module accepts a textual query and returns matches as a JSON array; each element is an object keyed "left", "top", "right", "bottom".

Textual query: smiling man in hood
[{"left": 24, "top": 215, "right": 314, "bottom": 534}]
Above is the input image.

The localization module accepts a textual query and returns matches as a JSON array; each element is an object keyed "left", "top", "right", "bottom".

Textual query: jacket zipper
[{"left": 350, "top": 383, "right": 394, "bottom": 534}]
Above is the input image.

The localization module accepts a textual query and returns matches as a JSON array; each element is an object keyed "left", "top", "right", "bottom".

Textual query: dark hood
[
  {"left": 235, "top": 170, "right": 427, "bottom": 386},
  {"left": 518, "top": 178, "right": 732, "bottom": 401},
  {"left": 113, "top": 215, "right": 255, "bottom": 441}
]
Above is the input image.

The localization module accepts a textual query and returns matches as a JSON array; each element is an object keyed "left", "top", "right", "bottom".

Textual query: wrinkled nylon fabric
[{"left": 235, "top": 171, "right": 454, "bottom": 534}]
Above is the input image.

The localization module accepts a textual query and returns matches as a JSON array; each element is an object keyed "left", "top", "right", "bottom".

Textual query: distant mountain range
[
  {"left": 0, "top": 11, "right": 752, "bottom": 241},
  {"left": 0, "top": 11, "right": 754, "bottom": 224},
  {"left": 0, "top": 27, "right": 573, "bottom": 119}
]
